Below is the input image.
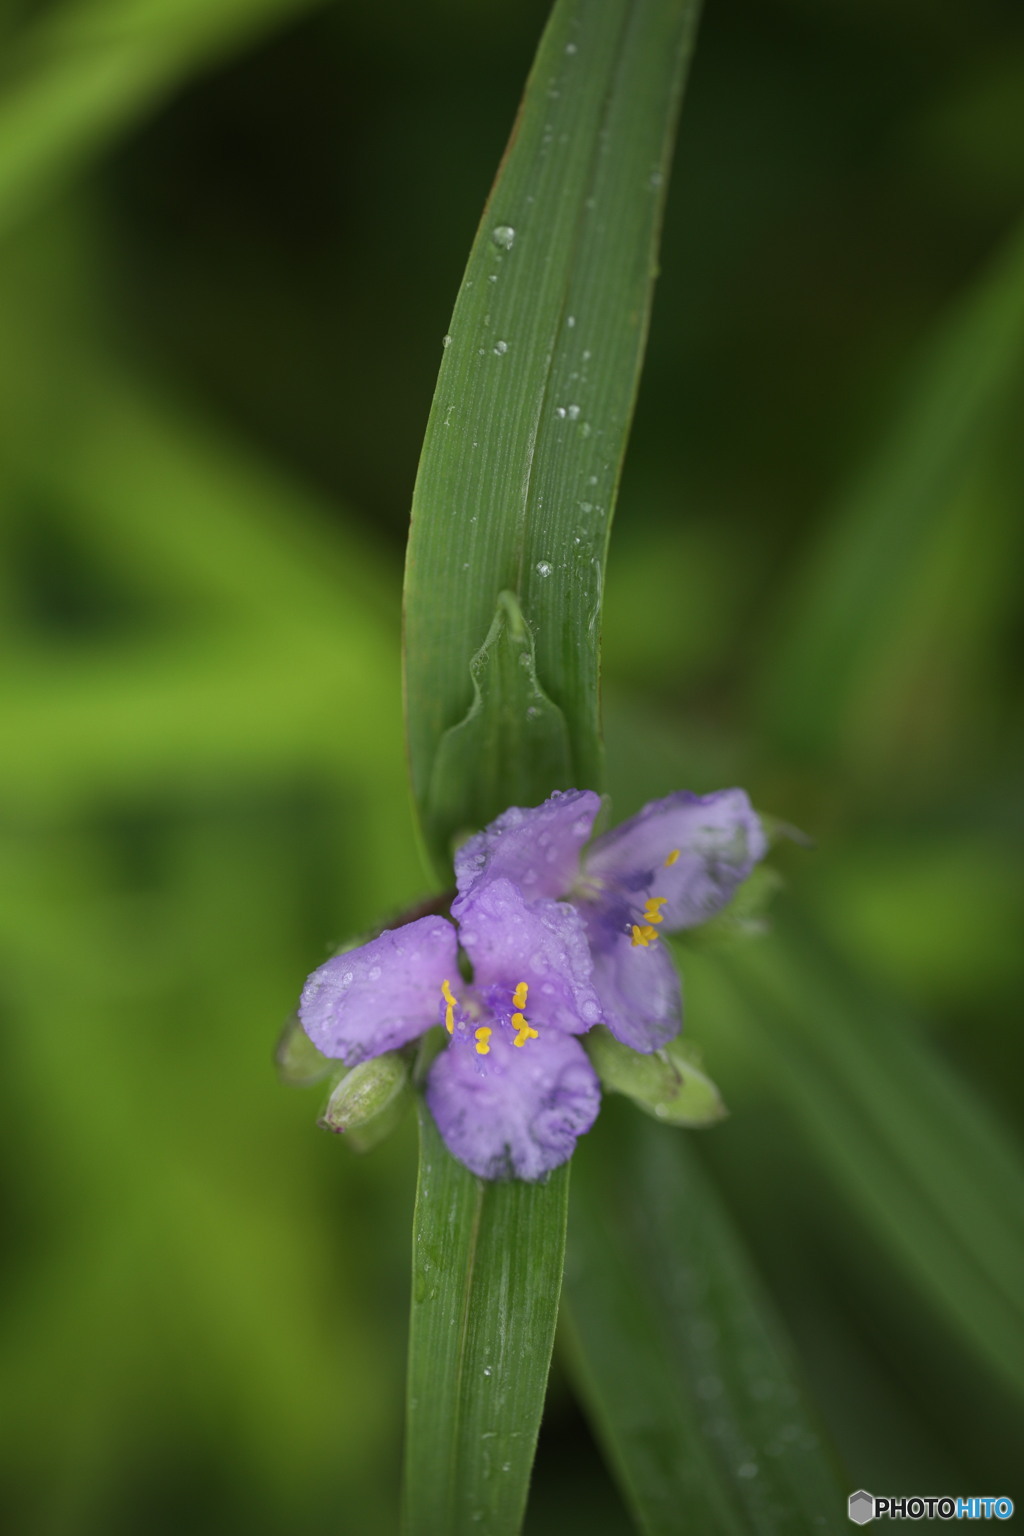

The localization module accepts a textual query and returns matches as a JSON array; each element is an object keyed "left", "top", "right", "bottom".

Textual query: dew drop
[
  {"left": 567, "top": 315, "right": 576, "bottom": 328},
  {"left": 566, "top": 404, "right": 580, "bottom": 420},
  {"left": 493, "top": 339, "right": 508, "bottom": 355},
  {"left": 536, "top": 561, "right": 553, "bottom": 577},
  {"left": 442, "top": 334, "right": 452, "bottom": 349},
  {"left": 491, "top": 225, "right": 516, "bottom": 251},
  {"left": 554, "top": 406, "right": 566, "bottom": 419}
]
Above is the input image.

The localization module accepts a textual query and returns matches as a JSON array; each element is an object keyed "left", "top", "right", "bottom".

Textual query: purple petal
[
  {"left": 588, "top": 932, "right": 682, "bottom": 1052},
  {"left": 585, "top": 788, "right": 766, "bottom": 930},
  {"left": 426, "top": 1026, "right": 601, "bottom": 1180},
  {"left": 453, "top": 789, "right": 601, "bottom": 909},
  {"left": 299, "top": 916, "right": 457, "bottom": 1064},
  {"left": 455, "top": 877, "right": 602, "bottom": 1033}
]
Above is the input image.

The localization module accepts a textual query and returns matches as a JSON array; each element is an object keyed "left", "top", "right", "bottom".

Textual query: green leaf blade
[
  {"left": 690, "top": 917, "right": 1024, "bottom": 1401},
  {"left": 564, "top": 1104, "right": 848, "bottom": 1536},
  {"left": 404, "top": 0, "right": 701, "bottom": 870},
  {"left": 403, "top": 1104, "right": 570, "bottom": 1536}
]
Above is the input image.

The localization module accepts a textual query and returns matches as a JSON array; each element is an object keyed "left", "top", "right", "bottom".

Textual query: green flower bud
[
  {"left": 585, "top": 1027, "right": 727, "bottom": 1128},
  {"left": 318, "top": 1052, "right": 412, "bottom": 1151},
  {"left": 275, "top": 1011, "right": 334, "bottom": 1088}
]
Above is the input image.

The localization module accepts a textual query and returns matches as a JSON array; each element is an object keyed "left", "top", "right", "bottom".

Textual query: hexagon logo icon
[{"left": 848, "top": 1491, "right": 875, "bottom": 1525}]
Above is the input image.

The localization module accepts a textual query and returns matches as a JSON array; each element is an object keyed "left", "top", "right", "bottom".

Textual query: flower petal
[
  {"left": 455, "top": 877, "right": 602, "bottom": 1033},
  {"left": 588, "top": 931, "right": 682, "bottom": 1052},
  {"left": 453, "top": 789, "right": 601, "bottom": 909},
  {"left": 426, "top": 1027, "right": 601, "bottom": 1180},
  {"left": 585, "top": 788, "right": 766, "bottom": 930},
  {"left": 299, "top": 916, "right": 457, "bottom": 1064}
]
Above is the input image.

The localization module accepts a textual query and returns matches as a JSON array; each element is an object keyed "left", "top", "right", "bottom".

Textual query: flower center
[{"left": 439, "top": 979, "right": 539, "bottom": 1051}]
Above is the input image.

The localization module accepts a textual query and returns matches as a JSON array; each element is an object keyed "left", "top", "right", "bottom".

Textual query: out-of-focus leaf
[
  {"left": 681, "top": 914, "right": 1024, "bottom": 1403},
  {"left": 0, "top": 0, "right": 331, "bottom": 239},
  {"left": 563, "top": 1102, "right": 847, "bottom": 1535},
  {"left": 404, "top": 0, "right": 701, "bottom": 872},
  {"left": 403, "top": 1104, "right": 569, "bottom": 1536},
  {"left": 427, "top": 589, "right": 573, "bottom": 849},
  {"left": 758, "top": 216, "right": 1024, "bottom": 761}
]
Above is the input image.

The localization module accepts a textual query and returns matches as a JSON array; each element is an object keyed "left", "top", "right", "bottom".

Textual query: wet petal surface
[
  {"left": 426, "top": 1026, "right": 601, "bottom": 1181},
  {"left": 299, "top": 916, "right": 457, "bottom": 1064},
  {"left": 456, "top": 877, "right": 602, "bottom": 1033},
  {"left": 453, "top": 789, "right": 601, "bottom": 909}
]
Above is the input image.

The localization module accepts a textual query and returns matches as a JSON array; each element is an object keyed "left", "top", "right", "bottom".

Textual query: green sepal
[
  {"left": 585, "top": 1026, "right": 727, "bottom": 1128},
  {"left": 274, "top": 1010, "right": 334, "bottom": 1088},
  {"left": 318, "top": 1052, "right": 412, "bottom": 1152},
  {"left": 425, "top": 591, "right": 572, "bottom": 869}
]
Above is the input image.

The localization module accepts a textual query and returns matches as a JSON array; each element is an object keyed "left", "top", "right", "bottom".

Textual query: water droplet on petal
[{"left": 492, "top": 225, "right": 516, "bottom": 251}]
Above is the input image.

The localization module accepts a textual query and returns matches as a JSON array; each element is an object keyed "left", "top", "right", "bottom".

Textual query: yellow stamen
[
  {"left": 631, "top": 924, "right": 660, "bottom": 948},
  {"left": 665, "top": 849, "right": 680, "bottom": 867},
  {"left": 474, "top": 1026, "right": 492, "bottom": 1056},
  {"left": 441, "top": 978, "right": 457, "bottom": 1034},
  {"left": 512, "top": 981, "right": 529, "bottom": 1010},
  {"left": 643, "top": 897, "right": 668, "bottom": 925},
  {"left": 511, "top": 1011, "right": 539, "bottom": 1048}
]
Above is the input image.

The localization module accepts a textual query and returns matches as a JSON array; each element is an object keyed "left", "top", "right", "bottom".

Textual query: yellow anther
[
  {"left": 474, "top": 1026, "right": 492, "bottom": 1056},
  {"left": 630, "top": 924, "right": 659, "bottom": 948},
  {"left": 512, "top": 1012, "right": 539, "bottom": 1048},
  {"left": 643, "top": 897, "right": 668, "bottom": 925},
  {"left": 665, "top": 849, "right": 680, "bottom": 867},
  {"left": 512, "top": 981, "right": 529, "bottom": 1010},
  {"left": 441, "top": 978, "right": 457, "bottom": 1034}
]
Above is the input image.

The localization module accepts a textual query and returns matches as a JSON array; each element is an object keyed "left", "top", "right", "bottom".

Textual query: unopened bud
[
  {"left": 318, "top": 1052, "right": 411, "bottom": 1151},
  {"left": 585, "top": 1027, "right": 727, "bottom": 1128},
  {"left": 275, "top": 1011, "right": 333, "bottom": 1088}
]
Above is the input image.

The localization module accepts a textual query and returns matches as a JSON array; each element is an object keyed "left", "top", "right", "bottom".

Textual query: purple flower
[
  {"left": 454, "top": 786, "right": 767, "bottom": 1053},
  {"left": 299, "top": 785, "right": 765, "bottom": 1180},
  {"left": 300, "top": 876, "right": 602, "bottom": 1181}
]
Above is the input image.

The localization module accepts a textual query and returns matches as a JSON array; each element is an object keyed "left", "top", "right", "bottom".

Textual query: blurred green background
[{"left": 1, "top": 0, "right": 1022, "bottom": 1531}]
